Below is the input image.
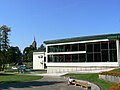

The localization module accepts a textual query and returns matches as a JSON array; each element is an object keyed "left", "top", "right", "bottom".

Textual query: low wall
[
  {"left": 99, "top": 75, "right": 120, "bottom": 82},
  {"left": 74, "top": 79, "right": 101, "bottom": 90},
  {"left": 47, "top": 66, "right": 115, "bottom": 73}
]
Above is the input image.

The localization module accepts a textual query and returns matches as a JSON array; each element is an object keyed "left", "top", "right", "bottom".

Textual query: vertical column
[
  {"left": 116, "top": 40, "right": 120, "bottom": 66},
  {"left": 46, "top": 45, "right": 48, "bottom": 65}
]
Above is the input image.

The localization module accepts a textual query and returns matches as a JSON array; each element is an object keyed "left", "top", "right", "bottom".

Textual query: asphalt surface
[{"left": 0, "top": 76, "right": 84, "bottom": 90}]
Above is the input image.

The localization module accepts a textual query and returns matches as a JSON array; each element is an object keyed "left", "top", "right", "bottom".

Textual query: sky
[{"left": 0, "top": 0, "right": 120, "bottom": 51}]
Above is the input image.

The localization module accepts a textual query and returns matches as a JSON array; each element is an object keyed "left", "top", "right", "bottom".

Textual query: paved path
[{"left": 0, "top": 76, "right": 84, "bottom": 90}]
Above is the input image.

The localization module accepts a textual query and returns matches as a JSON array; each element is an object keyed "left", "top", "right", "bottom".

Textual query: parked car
[
  {"left": 11, "top": 65, "right": 32, "bottom": 73},
  {"left": 17, "top": 65, "right": 32, "bottom": 70},
  {"left": 12, "top": 65, "right": 32, "bottom": 70},
  {"left": 11, "top": 66, "right": 18, "bottom": 70}
]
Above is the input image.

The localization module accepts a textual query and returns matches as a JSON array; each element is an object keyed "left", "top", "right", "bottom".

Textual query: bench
[{"left": 70, "top": 81, "right": 91, "bottom": 90}]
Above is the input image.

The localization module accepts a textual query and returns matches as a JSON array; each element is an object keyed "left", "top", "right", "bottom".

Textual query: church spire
[
  {"left": 34, "top": 36, "right": 35, "bottom": 42},
  {"left": 32, "top": 36, "right": 37, "bottom": 49}
]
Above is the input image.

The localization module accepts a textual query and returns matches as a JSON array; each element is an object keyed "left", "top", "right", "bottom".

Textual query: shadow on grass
[
  {"left": 0, "top": 73, "right": 14, "bottom": 76},
  {"left": 0, "top": 81, "right": 19, "bottom": 83},
  {"left": 0, "top": 81, "right": 64, "bottom": 89}
]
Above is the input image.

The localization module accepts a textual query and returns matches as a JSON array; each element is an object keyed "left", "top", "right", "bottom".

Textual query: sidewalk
[
  {"left": 30, "top": 73, "right": 68, "bottom": 77},
  {"left": 27, "top": 72, "right": 101, "bottom": 90},
  {"left": 0, "top": 75, "right": 84, "bottom": 90}
]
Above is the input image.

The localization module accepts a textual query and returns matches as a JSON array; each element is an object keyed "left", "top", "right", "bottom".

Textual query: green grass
[
  {"left": 4, "top": 69, "right": 19, "bottom": 73},
  {"left": 113, "top": 68, "right": 120, "bottom": 72},
  {"left": 64, "top": 73, "right": 115, "bottom": 90},
  {"left": 0, "top": 74, "right": 43, "bottom": 83}
]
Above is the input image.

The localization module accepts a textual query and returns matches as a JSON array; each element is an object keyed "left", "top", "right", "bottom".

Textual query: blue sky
[{"left": 0, "top": 0, "right": 120, "bottom": 51}]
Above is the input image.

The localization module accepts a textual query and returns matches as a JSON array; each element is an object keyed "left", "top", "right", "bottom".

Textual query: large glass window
[
  {"left": 87, "top": 53, "right": 93, "bottom": 62},
  {"left": 94, "top": 53, "right": 101, "bottom": 62},
  {"left": 48, "top": 46, "right": 54, "bottom": 52},
  {"left": 65, "top": 54, "right": 72, "bottom": 62},
  {"left": 48, "top": 55, "right": 59, "bottom": 62},
  {"left": 59, "top": 45, "right": 65, "bottom": 52},
  {"left": 72, "top": 44, "right": 78, "bottom": 51},
  {"left": 48, "top": 40, "right": 117, "bottom": 62},
  {"left": 101, "top": 42, "right": 108, "bottom": 49},
  {"left": 102, "top": 50, "right": 109, "bottom": 62},
  {"left": 79, "top": 43, "right": 85, "bottom": 51},
  {"left": 54, "top": 55, "right": 59, "bottom": 62},
  {"left": 65, "top": 44, "right": 71, "bottom": 52},
  {"left": 87, "top": 43, "right": 93, "bottom": 52},
  {"left": 79, "top": 54, "right": 86, "bottom": 62},
  {"left": 72, "top": 54, "right": 78, "bottom": 62},
  {"left": 48, "top": 43, "right": 86, "bottom": 52},
  {"left": 48, "top": 55, "right": 53, "bottom": 62},
  {"left": 94, "top": 42, "right": 100, "bottom": 52},
  {"left": 110, "top": 50, "right": 117, "bottom": 62},
  {"left": 109, "top": 41, "right": 116, "bottom": 49},
  {"left": 59, "top": 55, "right": 65, "bottom": 62},
  {"left": 48, "top": 46, "right": 58, "bottom": 52}
]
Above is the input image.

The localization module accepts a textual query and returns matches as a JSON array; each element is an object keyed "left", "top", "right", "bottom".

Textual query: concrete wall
[
  {"left": 47, "top": 65, "right": 118, "bottom": 73},
  {"left": 33, "top": 52, "right": 45, "bottom": 70}
]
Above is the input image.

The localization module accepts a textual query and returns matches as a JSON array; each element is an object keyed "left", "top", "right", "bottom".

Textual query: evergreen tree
[
  {"left": 0, "top": 25, "right": 11, "bottom": 51},
  {"left": 0, "top": 25, "right": 11, "bottom": 71}
]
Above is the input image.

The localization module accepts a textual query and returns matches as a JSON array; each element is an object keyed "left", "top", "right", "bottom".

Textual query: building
[
  {"left": 33, "top": 52, "right": 45, "bottom": 69},
  {"left": 44, "top": 33, "right": 120, "bottom": 73}
]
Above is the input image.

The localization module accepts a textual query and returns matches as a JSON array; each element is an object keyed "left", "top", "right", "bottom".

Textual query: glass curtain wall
[
  {"left": 48, "top": 43, "right": 85, "bottom": 52},
  {"left": 48, "top": 40, "right": 117, "bottom": 62}
]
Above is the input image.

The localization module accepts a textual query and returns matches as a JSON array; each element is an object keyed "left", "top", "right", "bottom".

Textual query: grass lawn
[
  {"left": 64, "top": 73, "right": 115, "bottom": 90},
  {"left": 112, "top": 68, "right": 120, "bottom": 72},
  {"left": 0, "top": 74, "right": 43, "bottom": 84}
]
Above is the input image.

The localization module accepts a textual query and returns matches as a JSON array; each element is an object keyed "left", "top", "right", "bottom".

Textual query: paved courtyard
[{"left": 0, "top": 76, "right": 84, "bottom": 90}]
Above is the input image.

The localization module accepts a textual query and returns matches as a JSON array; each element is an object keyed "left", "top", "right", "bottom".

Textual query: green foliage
[
  {"left": 99, "top": 68, "right": 120, "bottom": 77},
  {"left": 0, "top": 25, "right": 11, "bottom": 51},
  {"left": 7, "top": 46, "right": 22, "bottom": 64},
  {"left": 0, "top": 51, "right": 6, "bottom": 71},
  {"left": 23, "top": 62, "right": 33, "bottom": 66},
  {"left": 23, "top": 45, "right": 36, "bottom": 62},
  {"left": 0, "top": 25, "right": 11, "bottom": 71},
  {"left": 37, "top": 44, "right": 46, "bottom": 52},
  {"left": 100, "top": 71, "right": 120, "bottom": 77},
  {"left": 112, "top": 68, "right": 120, "bottom": 72}
]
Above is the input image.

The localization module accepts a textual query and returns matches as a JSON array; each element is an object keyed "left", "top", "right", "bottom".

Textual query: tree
[
  {"left": 23, "top": 37, "right": 37, "bottom": 62},
  {"left": 0, "top": 51, "right": 6, "bottom": 71},
  {"left": 7, "top": 46, "right": 22, "bottom": 65},
  {"left": 23, "top": 45, "right": 36, "bottom": 62},
  {"left": 0, "top": 25, "right": 11, "bottom": 51},
  {"left": 0, "top": 25, "right": 11, "bottom": 71},
  {"left": 37, "top": 44, "right": 46, "bottom": 52},
  {"left": 0, "top": 28, "right": 2, "bottom": 51}
]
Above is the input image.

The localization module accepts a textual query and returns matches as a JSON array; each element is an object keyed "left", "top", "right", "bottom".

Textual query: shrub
[
  {"left": 100, "top": 71, "right": 120, "bottom": 77},
  {"left": 108, "top": 82, "right": 120, "bottom": 90}
]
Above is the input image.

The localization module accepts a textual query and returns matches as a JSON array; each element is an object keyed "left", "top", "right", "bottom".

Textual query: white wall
[
  {"left": 46, "top": 62, "right": 119, "bottom": 67},
  {"left": 116, "top": 40, "right": 120, "bottom": 66},
  {"left": 33, "top": 52, "right": 45, "bottom": 69}
]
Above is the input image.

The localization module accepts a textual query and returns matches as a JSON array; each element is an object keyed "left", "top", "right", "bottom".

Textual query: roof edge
[{"left": 44, "top": 33, "right": 120, "bottom": 44}]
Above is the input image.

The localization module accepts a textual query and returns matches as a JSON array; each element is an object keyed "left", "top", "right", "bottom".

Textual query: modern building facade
[{"left": 44, "top": 34, "right": 120, "bottom": 73}]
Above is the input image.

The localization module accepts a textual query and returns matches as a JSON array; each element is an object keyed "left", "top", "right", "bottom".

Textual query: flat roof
[{"left": 44, "top": 33, "right": 120, "bottom": 44}]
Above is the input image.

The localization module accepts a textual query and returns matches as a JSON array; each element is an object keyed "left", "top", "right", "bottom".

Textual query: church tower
[{"left": 32, "top": 37, "right": 37, "bottom": 49}]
